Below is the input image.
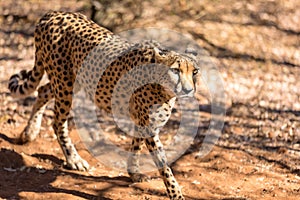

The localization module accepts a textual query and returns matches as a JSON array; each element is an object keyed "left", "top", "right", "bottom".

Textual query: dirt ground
[{"left": 0, "top": 0, "right": 300, "bottom": 199}]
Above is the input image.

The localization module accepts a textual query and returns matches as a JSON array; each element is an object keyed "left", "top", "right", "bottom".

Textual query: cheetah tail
[{"left": 8, "top": 67, "right": 44, "bottom": 98}]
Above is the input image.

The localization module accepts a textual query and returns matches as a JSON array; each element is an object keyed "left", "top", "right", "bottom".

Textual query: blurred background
[{"left": 0, "top": 0, "right": 299, "bottom": 199}]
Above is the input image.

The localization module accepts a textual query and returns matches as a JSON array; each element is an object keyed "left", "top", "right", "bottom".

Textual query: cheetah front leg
[
  {"left": 127, "top": 137, "right": 150, "bottom": 182},
  {"left": 19, "top": 83, "right": 53, "bottom": 143},
  {"left": 145, "top": 135, "right": 184, "bottom": 200},
  {"left": 53, "top": 91, "right": 89, "bottom": 171}
]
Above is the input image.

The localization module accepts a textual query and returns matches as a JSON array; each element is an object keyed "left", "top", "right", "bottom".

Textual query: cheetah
[{"left": 8, "top": 11, "right": 200, "bottom": 200}]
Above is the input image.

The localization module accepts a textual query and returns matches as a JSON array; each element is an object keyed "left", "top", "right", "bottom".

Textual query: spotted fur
[{"left": 8, "top": 11, "right": 200, "bottom": 200}]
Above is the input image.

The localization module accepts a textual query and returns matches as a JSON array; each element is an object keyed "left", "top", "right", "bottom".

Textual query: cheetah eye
[
  {"left": 170, "top": 68, "right": 180, "bottom": 74},
  {"left": 193, "top": 69, "right": 199, "bottom": 76}
]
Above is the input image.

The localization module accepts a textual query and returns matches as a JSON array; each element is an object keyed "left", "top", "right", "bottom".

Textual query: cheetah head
[{"left": 153, "top": 47, "right": 200, "bottom": 98}]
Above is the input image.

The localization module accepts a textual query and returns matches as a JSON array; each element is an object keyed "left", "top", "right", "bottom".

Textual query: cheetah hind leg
[
  {"left": 52, "top": 87, "right": 89, "bottom": 171},
  {"left": 127, "top": 138, "right": 150, "bottom": 182},
  {"left": 19, "top": 83, "right": 53, "bottom": 144}
]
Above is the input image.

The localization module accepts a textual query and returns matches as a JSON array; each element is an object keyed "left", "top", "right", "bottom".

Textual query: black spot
[
  {"left": 29, "top": 76, "right": 36, "bottom": 82},
  {"left": 65, "top": 148, "right": 70, "bottom": 156},
  {"left": 150, "top": 141, "right": 155, "bottom": 147},
  {"left": 24, "top": 82, "right": 28, "bottom": 89},
  {"left": 19, "top": 85, "right": 25, "bottom": 94},
  {"left": 165, "top": 173, "right": 170, "bottom": 178},
  {"left": 34, "top": 72, "right": 40, "bottom": 77},
  {"left": 167, "top": 189, "right": 170, "bottom": 194},
  {"left": 60, "top": 108, "right": 66, "bottom": 114},
  {"left": 9, "top": 74, "right": 20, "bottom": 81},
  {"left": 11, "top": 85, "right": 17, "bottom": 93},
  {"left": 67, "top": 81, "right": 73, "bottom": 87}
]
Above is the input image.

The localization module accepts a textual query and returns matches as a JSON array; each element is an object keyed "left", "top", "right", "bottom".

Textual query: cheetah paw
[
  {"left": 65, "top": 157, "right": 89, "bottom": 171},
  {"left": 17, "top": 127, "right": 39, "bottom": 144},
  {"left": 129, "top": 173, "right": 150, "bottom": 182}
]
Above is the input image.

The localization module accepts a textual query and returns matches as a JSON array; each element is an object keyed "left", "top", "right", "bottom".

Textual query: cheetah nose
[{"left": 182, "top": 87, "right": 193, "bottom": 95}]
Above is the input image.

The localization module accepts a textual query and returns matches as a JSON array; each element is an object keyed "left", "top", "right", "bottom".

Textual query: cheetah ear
[
  {"left": 185, "top": 47, "right": 198, "bottom": 56},
  {"left": 154, "top": 47, "right": 168, "bottom": 57}
]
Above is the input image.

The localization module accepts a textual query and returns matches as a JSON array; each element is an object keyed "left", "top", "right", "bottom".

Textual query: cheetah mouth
[{"left": 177, "top": 92, "right": 195, "bottom": 98}]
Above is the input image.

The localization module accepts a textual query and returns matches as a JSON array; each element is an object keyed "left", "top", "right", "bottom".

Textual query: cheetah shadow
[
  {"left": 0, "top": 148, "right": 101, "bottom": 199},
  {"left": 0, "top": 132, "right": 212, "bottom": 200},
  {"left": 0, "top": 134, "right": 173, "bottom": 200},
  {"left": 0, "top": 132, "right": 20, "bottom": 144}
]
